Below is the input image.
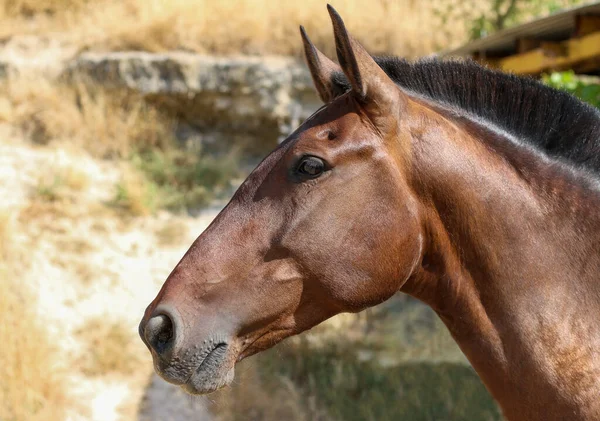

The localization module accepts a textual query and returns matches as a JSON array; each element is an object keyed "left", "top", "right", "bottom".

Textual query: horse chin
[
  {"left": 181, "top": 342, "right": 237, "bottom": 395},
  {"left": 182, "top": 366, "right": 235, "bottom": 395}
]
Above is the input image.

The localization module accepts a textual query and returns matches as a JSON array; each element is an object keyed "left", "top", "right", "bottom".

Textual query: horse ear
[
  {"left": 300, "top": 26, "right": 341, "bottom": 103},
  {"left": 327, "top": 5, "right": 403, "bottom": 121}
]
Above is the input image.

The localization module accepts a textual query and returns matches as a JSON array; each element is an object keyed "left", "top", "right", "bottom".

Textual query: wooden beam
[
  {"left": 516, "top": 37, "right": 540, "bottom": 54},
  {"left": 540, "top": 41, "right": 567, "bottom": 58},
  {"left": 575, "top": 14, "right": 600, "bottom": 37},
  {"left": 499, "top": 30, "right": 600, "bottom": 75},
  {"left": 571, "top": 56, "right": 600, "bottom": 74}
]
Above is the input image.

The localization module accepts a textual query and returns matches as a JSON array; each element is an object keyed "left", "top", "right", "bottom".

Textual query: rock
[
  {"left": 65, "top": 52, "right": 322, "bottom": 156},
  {"left": 0, "top": 44, "right": 325, "bottom": 157}
]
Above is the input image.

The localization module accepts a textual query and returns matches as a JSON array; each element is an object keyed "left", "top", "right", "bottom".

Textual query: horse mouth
[{"left": 182, "top": 342, "right": 234, "bottom": 395}]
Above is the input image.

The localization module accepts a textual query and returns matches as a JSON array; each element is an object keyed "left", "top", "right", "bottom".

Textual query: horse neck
[{"left": 401, "top": 106, "right": 600, "bottom": 421}]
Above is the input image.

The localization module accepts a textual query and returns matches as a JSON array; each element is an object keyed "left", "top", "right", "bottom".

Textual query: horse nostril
[{"left": 145, "top": 314, "right": 175, "bottom": 355}]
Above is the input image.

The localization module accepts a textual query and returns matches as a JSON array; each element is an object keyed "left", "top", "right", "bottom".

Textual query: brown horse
[{"left": 139, "top": 6, "right": 600, "bottom": 420}]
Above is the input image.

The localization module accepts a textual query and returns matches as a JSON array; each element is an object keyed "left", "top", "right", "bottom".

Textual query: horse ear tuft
[{"left": 300, "top": 25, "right": 341, "bottom": 103}]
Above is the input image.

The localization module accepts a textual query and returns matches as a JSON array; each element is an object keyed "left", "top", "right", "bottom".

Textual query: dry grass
[
  {"left": 0, "top": 210, "right": 72, "bottom": 421},
  {"left": 112, "top": 168, "right": 158, "bottom": 216},
  {"left": 2, "top": 73, "right": 238, "bottom": 215},
  {"left": 76, "top": 316, "right": 147, "bottom": 377},
  {"left": 0, "top": 282, "right": 72, "bottom": 421},
  {"left": 34, "top": 163, "right": 90, "bottom": 202},
  {"left": 3, "top": 0, "right": 592, "bottom": 58},
  {"left": 2, "top": 73, "right": 181, "bottom": 214},
  {"left": 1, "top": 0, "right": 88, "bottom": 18},
  {"left": 0, "top": 0, "right": 465, "bottom": 58},
  {"left": 0, "top": 75, "right": 173, "bottom": 158},
  {"left": 0, "top": 210, "right": 14, "bottom": 261},
  {"left": 154, "top": 218, "right": 187, "bottom": 246}
]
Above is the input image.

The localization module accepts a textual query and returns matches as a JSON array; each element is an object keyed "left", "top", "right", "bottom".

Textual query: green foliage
[
  {"left": 542, "top": 71, "right": 600, "bottom": 109},
  {"left": 436, "top": 0, "right": 589, "bottom": 41},
  {"left": 112, "top": 177, "right": 159, "bottom": 216},
  {"left": 470, "top": 0, "right": 519, "bottom": 40},
  {"left": 133, "top": 148, "right": 239, "bottom": 212},
  {"left": 111, "top": 146, "right": 239, "bottom": 215},
  {"left": 249, "top": 340, "right": 501, "bottom": 421}
]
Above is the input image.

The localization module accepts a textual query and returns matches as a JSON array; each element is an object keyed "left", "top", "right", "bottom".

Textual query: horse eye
[{"left": 296, "top": 156, "right": 325, "bottom": 178}]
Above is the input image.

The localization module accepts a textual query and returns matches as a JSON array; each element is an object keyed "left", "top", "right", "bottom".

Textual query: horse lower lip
[
  {"left": 193, "top": 343, "right": 228, "bottom": 376},
  {"left": 182, "top": 342, "right": 230, "bottom": 395}
]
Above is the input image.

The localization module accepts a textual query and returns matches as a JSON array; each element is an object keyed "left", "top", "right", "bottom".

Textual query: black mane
[{"left": 331, "top": 58, "right": 600, "bottom": 176}]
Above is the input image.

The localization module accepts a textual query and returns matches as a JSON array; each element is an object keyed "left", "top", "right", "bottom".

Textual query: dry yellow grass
[
  {"left": 0, "top": 210, "right": 72, "bottom": 421},
  {"left": 1, "top": 0, "right": 88, "bottom": 18},
  {"left": 76, "top": 316, "right": 147, "bottom": 377},
  {"left": 35, "top": 163, "right": 90, "bottom": 202},
  {"left": 1, "top": 71, "right": 236, "bottom": 216},
  {"left": 0, "top": 75, "right": 172, "bottom": 158},
  {"left": 154, "top": 218, "right": 187, "bottom": 246},
  {"left": 0, "top": 73, "right": 178, "bottom": 217},
  {"left": 0, "top": 0, "right": 466, "bottom": 58},
  {"left": 0, "top": 210, "right": 14, "bottom": 261},
  {"left": 3, "top": 0, "right": 592, "bottom": 58},
  {"left": 112, "top": 168, "right": 158, "bottom": 216},
  {"left": 0, "top": 282, "right": 72, "bottom": 421}
]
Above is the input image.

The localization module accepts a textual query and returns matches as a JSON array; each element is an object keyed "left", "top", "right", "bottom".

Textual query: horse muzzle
[{"left": 139, "top": 305, "right": 237, "bottom": 394}]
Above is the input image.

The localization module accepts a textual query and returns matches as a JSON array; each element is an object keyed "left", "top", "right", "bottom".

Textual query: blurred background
[{"left": 1, "top": 1, "right": 599, "bottom": 420}]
